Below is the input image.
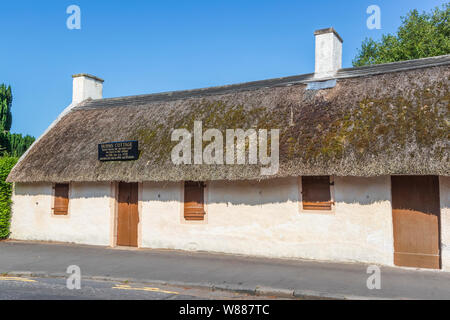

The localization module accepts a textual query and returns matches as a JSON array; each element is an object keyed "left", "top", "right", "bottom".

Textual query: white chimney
[
  {"left": 314, "top": 28, "right": 343, "bottom": 79},
  {"left": 72, "top": 73, "right": 104, "bottom": 104}
]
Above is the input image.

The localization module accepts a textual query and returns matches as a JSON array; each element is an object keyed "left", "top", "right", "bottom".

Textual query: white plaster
[
  {"left": 440, "top": 176, "right": 450, "bottom": 270},
  {"left": 140, "top": 176, "right": 394, "bottom": 265},
  {"left": 72, "top": 75, "right": 103, "bottom": 104},
  {"left": 314, "top": 31, "right": 342, "bottom": 79},
  {"left": 10, "top": 182, "right": 111, "bottom": 246},
  {"left": 11, "top": 176, "right": 449, "bottom": 268}
]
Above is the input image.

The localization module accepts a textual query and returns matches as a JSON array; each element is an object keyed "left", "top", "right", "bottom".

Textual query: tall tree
[
  {"left": 8, "top": 133, "right": 35, "bottom": 157},
  {"left": 353, "top": 4, "right": 450, "bottom": 67},
  {"left": 0, "top": 85, "right": 35, "bottom": 157},
  {"left": 0, "top": 84, "right": 12, "bottom": 132}
]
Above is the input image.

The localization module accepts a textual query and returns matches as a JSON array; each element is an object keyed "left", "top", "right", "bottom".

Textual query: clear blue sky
[{"left": 0, "top": 0, "right": 447, "bottom": 138}]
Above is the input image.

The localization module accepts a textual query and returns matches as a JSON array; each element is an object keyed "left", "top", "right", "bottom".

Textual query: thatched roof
[{"left": 7, "top": 55, "right": 450, "bottom": 183}]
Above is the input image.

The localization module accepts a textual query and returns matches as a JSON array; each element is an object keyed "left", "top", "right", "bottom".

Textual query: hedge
[{"left": 0, "top": 157, "right": 18, "bottom": 239}]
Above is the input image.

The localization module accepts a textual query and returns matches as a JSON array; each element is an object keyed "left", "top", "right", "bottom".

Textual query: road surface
[{"left": 0, "top": 276, "right": 284, "bottom": 300}]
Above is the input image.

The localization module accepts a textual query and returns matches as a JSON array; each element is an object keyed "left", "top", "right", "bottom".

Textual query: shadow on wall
[
  {"left": 334, "top": 176, "right": 391, "bottom": 206},
  {"left": 144, "top": 176, "right": 392, "bottom": 207},
  {"left": 13, "top": 177, "right": 392, "bottom": 207},
  {"left": 13, "top": 182, "right": 112, "bottom": 201}
]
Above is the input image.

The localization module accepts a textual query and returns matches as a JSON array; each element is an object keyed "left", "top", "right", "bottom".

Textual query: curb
[
  {"left": 255, "top": 286, "right": 295, "bottom": 298},
  {"left": 3, "top": 271, "right": 373, "bottom": 300}
]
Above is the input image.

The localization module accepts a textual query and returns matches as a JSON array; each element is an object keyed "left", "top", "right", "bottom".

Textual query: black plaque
[{"left": 98, "top": 141, "right": 139, "bottom": 162}]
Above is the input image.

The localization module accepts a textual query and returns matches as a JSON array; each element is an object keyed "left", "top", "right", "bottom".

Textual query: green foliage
[
  {"left": 8, "top": 133, "right": 35, "bottom": 157},
  {"left": 0, "top": 132, "right": 11, "bottom": 155},
  {"left": 0, "top": 84, "right": 36, "bottom": 239},
  {"left": 0, "top": 85, "right": 35, "bottom": 157},
  {"left": 0, "top": 157, "right": 18, "bottom": 239},
  {"left": 0, "top": 84, "right": 12, "bottom": 132},
  {"left": 353, "top": 4, "right": 450, "bottom": 66},
  {"left": 0, "top": 131, "right": 35, "bottom": 158}
]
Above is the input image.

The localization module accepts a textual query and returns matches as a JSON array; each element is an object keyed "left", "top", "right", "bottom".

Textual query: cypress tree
[
  {"left": 0, "top": 85, "right": 12, "bottom": 132},
  {"left": 0, "top": 85, "right": 35, "bottom": 157}
]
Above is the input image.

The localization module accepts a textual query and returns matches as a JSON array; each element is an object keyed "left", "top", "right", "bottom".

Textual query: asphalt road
[
  {"left": 0, "top": 276, "right": 281, "bottom": 300},
  {"left": 2, "top": 241, "right": 450, "bottom": 299}
]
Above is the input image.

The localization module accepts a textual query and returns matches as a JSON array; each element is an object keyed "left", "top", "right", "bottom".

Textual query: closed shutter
[
  {"left": 54, "top": 183, "right": 69, "bottom": 215},
  {"left": 302, "top": 176, "right": 332, "bottom": 211},
  {"left": 184, "top": 182, "right": 205, "bottom": 221}
]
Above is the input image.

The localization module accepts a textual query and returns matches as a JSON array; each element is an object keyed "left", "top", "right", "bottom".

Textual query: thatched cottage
[{"left": 7, "top": 28, "right": 450, "bottom": 270}]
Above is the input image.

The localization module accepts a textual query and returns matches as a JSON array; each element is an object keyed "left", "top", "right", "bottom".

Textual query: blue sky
[{"left": 0, "top": 0, "right": 447, "bottom": 138}]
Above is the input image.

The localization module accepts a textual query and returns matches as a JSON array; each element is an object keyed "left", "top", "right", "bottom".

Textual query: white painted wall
[
  {"left": 9, "top": 176, "right": 449, "bottom": 269},
  {"left": 72, "top": 75, "right": 103, "bottom": 104},
  {"left": 140, "top": 176, "right": 394, "bottom": 265},
  {"left": 440, "top": 176, "right": 450, "bottom": 270},
  {"left": 314, "top": 31, "right": 342, "bottom": 78},
  {"left": 10, "top": 182, "right": 111, "bottom": 246}
]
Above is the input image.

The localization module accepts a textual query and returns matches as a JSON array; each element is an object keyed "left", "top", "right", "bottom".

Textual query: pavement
[
  {"left": 1, "top": 240, "right": 450, "bottom": 300},
  {"left": 0, "top": 276, "right": 285, "bottom": 300}
]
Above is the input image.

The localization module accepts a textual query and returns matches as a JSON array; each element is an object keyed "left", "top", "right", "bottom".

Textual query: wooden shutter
[
  {"left": 302, "top": 176, "right": 332, "bottom": 211},
  {"left": 184, "top": 182, "right": 205, "bottom": 221},
  {"left": 54, "top": 183, "right": 69, "bottom": 215}
]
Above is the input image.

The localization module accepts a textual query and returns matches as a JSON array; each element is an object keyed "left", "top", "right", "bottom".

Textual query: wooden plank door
[
  {"left": 392, "top": 176, "right": 441, "bottom": 269},
  {"left": 117, "top": 182, "right": 139, "bottom": 247}
]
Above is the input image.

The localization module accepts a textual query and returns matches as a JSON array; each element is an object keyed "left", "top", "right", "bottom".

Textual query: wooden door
[
  {"left": 117, "top": 182, "right": 139, "bottom": 247},
  {"left": 392, "top": 176, "right": 441, "bottom": 269}
]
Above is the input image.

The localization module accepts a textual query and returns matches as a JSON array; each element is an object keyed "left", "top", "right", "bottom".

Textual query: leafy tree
[
  {"left": 0, "top": 84, "right": 12, "bottom": 132},
  {"left": 0, "top": 85, "right": 34, "bottom": 240},
  {"left": 9, "top": 133, "right": 35, "bottom": 157},
  {"left": 353, "top": 4, "right": 450, "bottom": 67},
  {"left": 0, "top": 157, "right": 17, "bottom": 239},
  {"left": 0, "top": 85, "right": 35, "bottom": 157},
  {"left": 0, "top": 132, "right": 11, "bottom": 156}
]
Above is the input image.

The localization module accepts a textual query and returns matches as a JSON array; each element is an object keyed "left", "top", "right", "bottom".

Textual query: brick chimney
[
  {"left": 314, "top": 28, "right": 343, "bottom": 79},
  {"left": 72, "top": 74, "right": 104, "bottom": 104}
]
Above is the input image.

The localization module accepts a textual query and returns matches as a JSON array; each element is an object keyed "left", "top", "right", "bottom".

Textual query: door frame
[
  {"left": 390, "top": 175, "right": 442, "bottom": 269},
  {"left": 111, "top": 181, "right": 143, "bottom": 248}
]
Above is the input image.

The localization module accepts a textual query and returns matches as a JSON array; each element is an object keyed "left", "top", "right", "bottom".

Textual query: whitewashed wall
[
  {"left": 9, "top": 177, "right": 449, "bottom": 269},
  {"left": 440, "top": 176, "right": 450, "bottom": 270},
  {"left": 10, "top": 182, "right": 111, "bottom": 246},
  {"left": 140, "top": 176, "right": 394, "bottom": 265}
]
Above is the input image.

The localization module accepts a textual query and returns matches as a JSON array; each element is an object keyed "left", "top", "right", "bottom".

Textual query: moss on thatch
[{"left": 7, "top": 64, "right": 450, "bottom": 183}]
